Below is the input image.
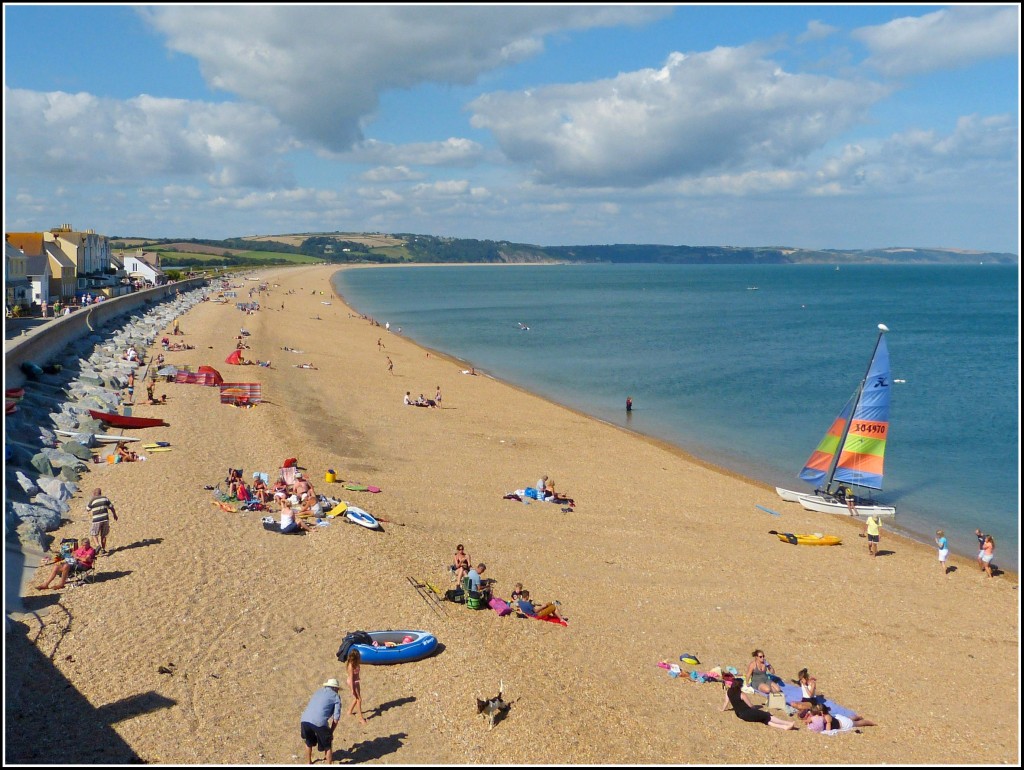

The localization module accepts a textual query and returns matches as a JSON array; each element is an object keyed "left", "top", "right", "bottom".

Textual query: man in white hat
[{"left": 300, "top": 677, "right": 342, "bottom": 764}]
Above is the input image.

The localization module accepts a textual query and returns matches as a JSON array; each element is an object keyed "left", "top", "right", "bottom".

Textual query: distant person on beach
[
  {"left": 975, "top": 529, "right": 988, "bottom": 570},
  {"left": 36, "top": 537, "right": 96, "bottom": 591},
  {"left": 864, "top": 514, "right": 881, "bottom": 557},
  {"left": 87, "top": 488, "right": 118, "bottom": 554},
  {"left": 435, "top": 386, "right": 442, "bottom": 407},
  {"left": 626, "top": 396, "right": 632, "bottom": 412},
  {"left": 721, "top": 677, "right": 796, "bottom": 730},
  {"left": 280, "top": 505, "right": 314, "bottom": 534},
  {"left": 300, "top": 678, "right": 342, "bottom": 764},
  {"left": 345, "top": 649, "right": 368, "bottom": 725},
  {"left": 840, "top": 486, "right": 858, "bottom": 515},
  {"left": 386, "top": 356, "right": 394, "bottom": 375},
  {"left": 936, "top": 530, "right": 950, "bottom": 575},
  {"left": 746, "top": 649, "right": 782, "bottom": 694},
  {"left": 510, "top": 582, "right": 525, "bottom": 602},
  {"left": 404, "top": 392, "right": 413, "bottom": 406},
  {"left": 981, "top": 535, "right": 995, "bottom": 578}
]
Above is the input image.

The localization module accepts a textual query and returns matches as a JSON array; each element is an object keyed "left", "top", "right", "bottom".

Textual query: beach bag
[
  {"left": 444, "top": 588, "right": 465, "bottom": 604},
  {"left": 336, "top": 630, "right": 373, "bottom": 662},
  {"left": 767, "top": 691, "right": 786, "bottom": 711},
  {"left": 489, "top": 597, "right": 512, "bottom": 616}
]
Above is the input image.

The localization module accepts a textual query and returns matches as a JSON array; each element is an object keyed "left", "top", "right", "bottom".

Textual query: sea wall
[{"left": 4, "top": 280, "right": 205, "bottom": 389}]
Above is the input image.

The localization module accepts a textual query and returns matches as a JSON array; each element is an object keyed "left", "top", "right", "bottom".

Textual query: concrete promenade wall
[{"left": 4, "top": 279, "right": 206, "bottom": 390}]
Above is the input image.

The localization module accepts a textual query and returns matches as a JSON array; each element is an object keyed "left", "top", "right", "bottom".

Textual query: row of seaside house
[{"left": 5, "top": 225, "right": 168, "bottom": 316}]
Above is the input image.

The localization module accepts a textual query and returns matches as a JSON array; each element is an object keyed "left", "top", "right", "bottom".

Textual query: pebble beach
[{"left": 7, "top": 264, "right": 1019, "bottom": 765}]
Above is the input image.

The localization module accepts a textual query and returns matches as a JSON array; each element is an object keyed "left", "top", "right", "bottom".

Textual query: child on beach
[
  {"left": 346, "top": 650, "right": 368, "bottom": 725},
  {"left": 981, "top": 535, "right": 995, "bottom": 578}
]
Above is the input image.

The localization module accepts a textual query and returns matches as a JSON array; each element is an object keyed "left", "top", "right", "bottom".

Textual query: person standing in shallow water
[{"left": 626, "top": 396, "right": 632, "bottom": 412}]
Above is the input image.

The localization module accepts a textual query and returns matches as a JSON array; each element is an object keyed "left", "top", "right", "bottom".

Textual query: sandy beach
[{"left": 7, "top": 264, "right": 1019, "bottom": 765}]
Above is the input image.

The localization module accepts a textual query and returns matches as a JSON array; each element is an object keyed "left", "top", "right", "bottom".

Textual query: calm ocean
[{"left": 333, "top": 264, "right": 1020, "bottom": 569}]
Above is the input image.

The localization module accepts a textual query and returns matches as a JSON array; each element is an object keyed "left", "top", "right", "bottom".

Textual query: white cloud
[
  {"left": 141, "top": 6, "right": 669, "bottom": 153},
  {"left": 344, "top": 138, "right": 485, "bottom": 167},
  {"left": 6, "top": 88, "right": 295, "bottom": 189},
  {"left": 853, "top": 6, "right": 1019, "bottom": 77},
  {"left": 798, "top": 20, "right": 839, "bottom": 43},
  {"left": 469, "top": 45, "right": 891, "bottom": 187},
  {"left": 360, "top": 166, "right": 423, "bottom": 183}
]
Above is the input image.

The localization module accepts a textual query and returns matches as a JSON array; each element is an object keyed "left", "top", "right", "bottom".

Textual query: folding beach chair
[{"left": 281, "top": 465, "right": 297, "bottom": 486}]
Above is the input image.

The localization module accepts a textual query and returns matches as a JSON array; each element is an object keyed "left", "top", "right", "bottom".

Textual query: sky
[{"left": 3, "top": 4, "right": 1020, "bottom": 252}]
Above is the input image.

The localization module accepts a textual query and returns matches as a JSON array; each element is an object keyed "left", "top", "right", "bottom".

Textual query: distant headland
[{"left": 111, "top": 231, "right": 1019, "bottom": 269}]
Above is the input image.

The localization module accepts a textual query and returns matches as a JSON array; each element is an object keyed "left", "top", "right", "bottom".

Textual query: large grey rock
[
  {"left": 59, "top": 465, "right": 83, "bottom": 482},
  {"left": 16, "top": 519, "right": 47, "bottom": 553},
  {"left": 61, "top": 441, "right": 93, "bottom": 460},
  {"left": 10, "top": 501, "right": 62, "bottom": 531},
  {"left": 14, "top": 471, "right": 40, "bottom": 496},
  {"left": 30, "top": 453, "right": 54, "bottom": 477},
  {"left": 32, "top": 493, "right": 71, "bottom": 517},
  {"left": 37, "top": 477, "right": 77, "bottom": 502}
]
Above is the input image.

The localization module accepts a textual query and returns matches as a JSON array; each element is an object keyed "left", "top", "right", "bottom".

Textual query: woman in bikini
[
  {"left": 453, "top": 544, "right": 471, "bottom": 583},
  {"left": 346, "top": 649, "right": 368, "bottom": 725}
]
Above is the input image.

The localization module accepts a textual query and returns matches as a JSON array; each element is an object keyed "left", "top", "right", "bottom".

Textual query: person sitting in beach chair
[
  {"left": 36, "top": 538, "right": 97, "bottom": 590},
  {"left": 451, "top": 544, "right": 472, "bottom": 583},
  {"left": 252, "top": 474, "right": 271, "bottom": 504}
]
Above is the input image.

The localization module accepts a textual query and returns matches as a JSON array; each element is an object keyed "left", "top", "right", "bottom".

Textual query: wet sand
[{"left": 8, "top": 264, "right": 1019, "bottom": 765}]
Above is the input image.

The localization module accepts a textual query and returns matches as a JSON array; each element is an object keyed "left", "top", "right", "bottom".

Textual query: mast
[{"left": 822, "top": 324, "right": 889, "bottom": 494}]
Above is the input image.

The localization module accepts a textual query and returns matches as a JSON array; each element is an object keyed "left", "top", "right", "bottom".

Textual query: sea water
[{"left": 333, "top": 264, "right": 1020, "bottom": 569}]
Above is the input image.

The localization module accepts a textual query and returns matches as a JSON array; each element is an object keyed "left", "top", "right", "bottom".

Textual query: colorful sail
[
  {"left": 798, "top": 395, "right": 854, "bottom": 486},
  {"left": 834, "top": 334, "right": 890, "bottom": 490}
]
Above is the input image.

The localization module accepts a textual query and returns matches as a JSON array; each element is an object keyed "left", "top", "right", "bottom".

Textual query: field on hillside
[
  {"left": 153, "top": 249, "right": 320, "bottom": 264},
  {"left": 243, "top": 233, "right": 405, "bottom": 249}
]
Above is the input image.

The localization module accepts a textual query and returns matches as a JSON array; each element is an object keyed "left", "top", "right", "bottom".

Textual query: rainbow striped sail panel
[
  {"left": 798, "top": 396, "right": 854, "bottom": 486},
  {"left": 834, "top": 334, "right": 890, "bottom": 490}
]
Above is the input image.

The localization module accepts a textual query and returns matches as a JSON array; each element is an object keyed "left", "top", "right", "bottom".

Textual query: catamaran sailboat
[{"left": 776, "top": 324, "right": 896, "bottom": 516}]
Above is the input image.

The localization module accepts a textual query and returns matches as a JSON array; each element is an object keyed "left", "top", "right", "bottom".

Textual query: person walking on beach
[
  {"left": 935, "top": 530, "right": 950, "bottom": 575},
  {"left": 345, "top": 650, "right": 368, "bottom": 725},
  {"left": 435, "top": 386, "right": 442, "bottom": 408},
  {"left": 386, "top": 356, "right": 394, "bottom": 375},
  {"left": 864, "top": 514, "right": 881, "bottom": 558},
  {"left": 300, "top": 678, "right": 342, "bottom": 764},
  {"left": 87, "top": 488, "right": 118, "bottom": 554}
]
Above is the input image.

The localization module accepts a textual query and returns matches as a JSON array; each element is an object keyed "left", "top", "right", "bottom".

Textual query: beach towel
[
  {"left": 777, "top": 683, "right": 855, "bottom": 718},
  {"left": 530, "top": 613, "right": 568, "bottom": 626},
  {"left": 281, "top": 466, "right": 297, "bottom": 486}
]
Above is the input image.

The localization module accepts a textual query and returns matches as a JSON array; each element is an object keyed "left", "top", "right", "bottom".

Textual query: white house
[
  {"left": 122, "top": 250, "right": 165, "bottom": 285},
  {"left": 25, "top": 252, "right": 53, "bottom": 307}
]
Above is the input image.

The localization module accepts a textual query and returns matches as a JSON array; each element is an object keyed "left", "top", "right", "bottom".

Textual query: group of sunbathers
[
  {"left": 403, "top": 391, "right": 437, "bottom": 407},
  {"left": 449, "top": 543, "right": 565, "bottom": 622}
]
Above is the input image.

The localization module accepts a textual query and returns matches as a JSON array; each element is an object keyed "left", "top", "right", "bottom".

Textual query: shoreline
[
  {"left": 9, "top": 264, "right": 1019, "bottom": 765},
  {"left": 331, "top": 263, "right": 1018, "bottom": 577}
]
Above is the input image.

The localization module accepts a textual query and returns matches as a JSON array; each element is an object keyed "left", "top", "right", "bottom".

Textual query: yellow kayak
[{"left": 773, "top": 531, "right": 842, "bottom": 546}]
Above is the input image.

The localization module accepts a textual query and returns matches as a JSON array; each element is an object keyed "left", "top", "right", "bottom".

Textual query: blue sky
[{"left": 4, "top": 4, "right": 1019, "bottom": 252}]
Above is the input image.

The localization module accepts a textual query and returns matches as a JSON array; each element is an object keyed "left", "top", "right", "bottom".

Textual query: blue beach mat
[{"left": 778, "top": 683, "right": 856, "bottom": 718}]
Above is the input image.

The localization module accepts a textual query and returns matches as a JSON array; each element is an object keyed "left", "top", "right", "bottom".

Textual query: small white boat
[
  {"left": 55, "top": 430, "right": 140, "bottom": 444},
  {"left": 797, "top": 494, "right": 896, "bottom": 517},
  {"left": 775, "top": 487, "right": 804, "bottom": 503}
]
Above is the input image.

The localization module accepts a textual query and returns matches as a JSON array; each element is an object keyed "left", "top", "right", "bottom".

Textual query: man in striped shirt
[{"left": 88, "top": 488, "right": 118, "bottom": 554}]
